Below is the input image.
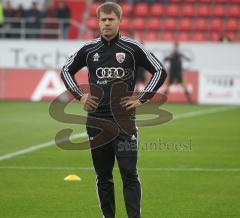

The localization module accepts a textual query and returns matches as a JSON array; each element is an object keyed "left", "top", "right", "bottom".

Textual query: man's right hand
[{"left": 80, "top": 93, "right": 99, "bottom": 111}]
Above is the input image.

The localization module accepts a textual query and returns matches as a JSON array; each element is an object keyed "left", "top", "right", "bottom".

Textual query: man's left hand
[{"left": 120, "top": 96, "right": 142, "bottom": 110}]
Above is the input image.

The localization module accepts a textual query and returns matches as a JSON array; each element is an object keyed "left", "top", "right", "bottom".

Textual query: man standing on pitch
[
  {"left": 61, "top": 2, "right": 167, "bottom": 218},
  {"left": 164, "top": 41, "right": 192, "bottom": 103}
]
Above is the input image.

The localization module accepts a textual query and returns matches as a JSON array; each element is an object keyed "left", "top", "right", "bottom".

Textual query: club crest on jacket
[{"left": 116, "top": 52, "right": 125, "bottom": 63}]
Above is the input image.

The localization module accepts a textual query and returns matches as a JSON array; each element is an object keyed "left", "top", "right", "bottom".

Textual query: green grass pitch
[{"left": 0, "top": 101, "right": 239, "bottom": 218}]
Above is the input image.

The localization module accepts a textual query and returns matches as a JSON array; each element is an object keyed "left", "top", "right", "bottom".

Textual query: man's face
[{"left": 98, "top": 11, "right": 120, "bottom": 39}]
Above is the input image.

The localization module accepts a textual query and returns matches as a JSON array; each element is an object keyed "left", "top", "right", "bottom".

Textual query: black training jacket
[{"left": 61, "top": 33, "right": 167, "bottom": 117}]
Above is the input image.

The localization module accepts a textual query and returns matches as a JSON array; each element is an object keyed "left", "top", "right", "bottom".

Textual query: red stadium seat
[
  {"left": 212, "top": 5, "right": 225, "bottom": 17},
  {"left": 163, "top": 18, "right": 177, "bottom": 30},
  {"left": 196, "top": 5, "right": 211, "bottom": 17},
  {"left": 179, "top": 18, "right": 192, "bottom": 31},
  {"left": 147, "top": 18, "right": 161, "bottom": 31},
  {"left": 210, "top": 32, "right": 237, "bottom": 41},
  {"left": 120, "top": 31, "right": 130, "bottom": 37},
  {"left": 209, "top": 18, "right": 224, "bottom": 32},
  {"left": 132, "top": 18, "right": 145, "bottom": 31},
  {"left": 214, "top": 0, "right": 227, "bottom": 3},
  {"left": 194, "top": 18, "right": 208, "bottom": 31},
  {"left": 120, "top": 18, "right": 131, "bottom": 30},
  {"left": 166, "top": 4, "right": 180, "bottom": 17},
  {"left": 86, "top": 18, "right": 98, "bottom": 30},
  {"left": 199, "top": 0, "right": 211, "bottom": 3},
  {"left": 208, "top": 32, "right": 220, "bottom": 41},
  {"left": 169, "top": 0, "right": 182, "bottom": 3},
  {"left": 227, "top": 5, "right": 240, "bottom": 17},
  {"left": 68, "top": 26, "right": 79, "bottom": 39},
  {"left": 143, "top": 31, "right": 158, "bottom": 41},
  {"left": 150, "top": 4, "right": 164, "bottom": 17},
  {"left": 192, "top": 32, "right": 206, "bottom": 41},
  {"left": 160, "top": 32, "right": 175, "bottom": 41},
  {"left": 181, "top": 4, "right": 195, "bottom": 17},
  {"left": 133, "top": 31, "right": 143, "bottom": 41},
  {"left": 90, "top": 3, "right": 100, "bottom": 16},
  {"left": 176, "top": 32, "right": 191, "bottom": 41},
  {"left": 82, "top": 31, "right": 94, "bottom": 40},
  {"left": 228, "top": 32, "right": 237, "bottom": 41},
  {"left": 122, "top": 3, "right": 134, "bottom": 16},
  {"left": 225, "top": 19, "right": 238, "bottom": 31},
  {"left": 134, "top": 3, "right": 149, "bottom": 17},
  {"left": 184, "top": 0, "right": 196, "bottom": 3}
]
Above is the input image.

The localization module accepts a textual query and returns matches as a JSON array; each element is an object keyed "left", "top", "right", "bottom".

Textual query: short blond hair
[{"left": 96, "top": 2, "right": 122, "bottom": 20}]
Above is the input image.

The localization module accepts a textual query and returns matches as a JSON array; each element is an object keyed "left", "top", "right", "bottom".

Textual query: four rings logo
[{"left": 96, "top": 67, "right": 125, "bottom": 79}]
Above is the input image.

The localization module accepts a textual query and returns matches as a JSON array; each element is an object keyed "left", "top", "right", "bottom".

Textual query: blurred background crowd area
[{"left": 0, "top": 0, "right": 239, "bottom": 41}]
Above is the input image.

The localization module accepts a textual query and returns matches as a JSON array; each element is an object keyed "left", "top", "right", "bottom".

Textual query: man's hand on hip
[
  {"left": 80, "top": 93, "right": 99, "bottom": 111},
  {"left": 120, "top": 96, "right": 142, "bottom": 110}
]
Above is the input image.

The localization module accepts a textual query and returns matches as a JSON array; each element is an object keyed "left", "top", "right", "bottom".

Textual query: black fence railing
[{"left": 0, "top": 17, "right": 80, "bottom": 39}]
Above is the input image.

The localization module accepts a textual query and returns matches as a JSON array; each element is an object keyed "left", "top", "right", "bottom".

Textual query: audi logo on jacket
[{"left": 60, "top": 33, "right": 167, "bottom": 117}]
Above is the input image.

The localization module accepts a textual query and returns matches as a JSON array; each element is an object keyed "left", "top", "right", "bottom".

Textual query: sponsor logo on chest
[{"left": 95, "top": 67, "right": 125, "bottom": 85}]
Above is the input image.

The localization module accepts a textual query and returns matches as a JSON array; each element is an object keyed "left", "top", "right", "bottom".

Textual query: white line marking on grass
[
  {"left": 0, "top": 132, "right": 87, "bottom": 161},
  {"left": 139, "top": 167, "right": 240, "bottom": 172},
  {"left": 0, "top": 166, "right": 239, "bottom": 172},
  {"left": 173, "top": 106, "right": 237, "bottom": 120},
  {"left": 0, "top": 166, "right": 94, "bottom": 170},
  {"left": 0, "top": 106, "right": 238, "bottom": 162}
]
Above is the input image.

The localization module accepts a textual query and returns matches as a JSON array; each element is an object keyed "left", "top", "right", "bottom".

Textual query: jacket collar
[{"left": 101, "top": 32, "right": 120, "bottom": 45}]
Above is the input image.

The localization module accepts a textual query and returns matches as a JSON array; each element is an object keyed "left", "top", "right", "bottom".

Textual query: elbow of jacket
[
  {"left": 60, "top": 69, "right": 65, "bottom": 81},
  {"left": 162, "top": 69, "right": 167, "bottom": 81}
]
